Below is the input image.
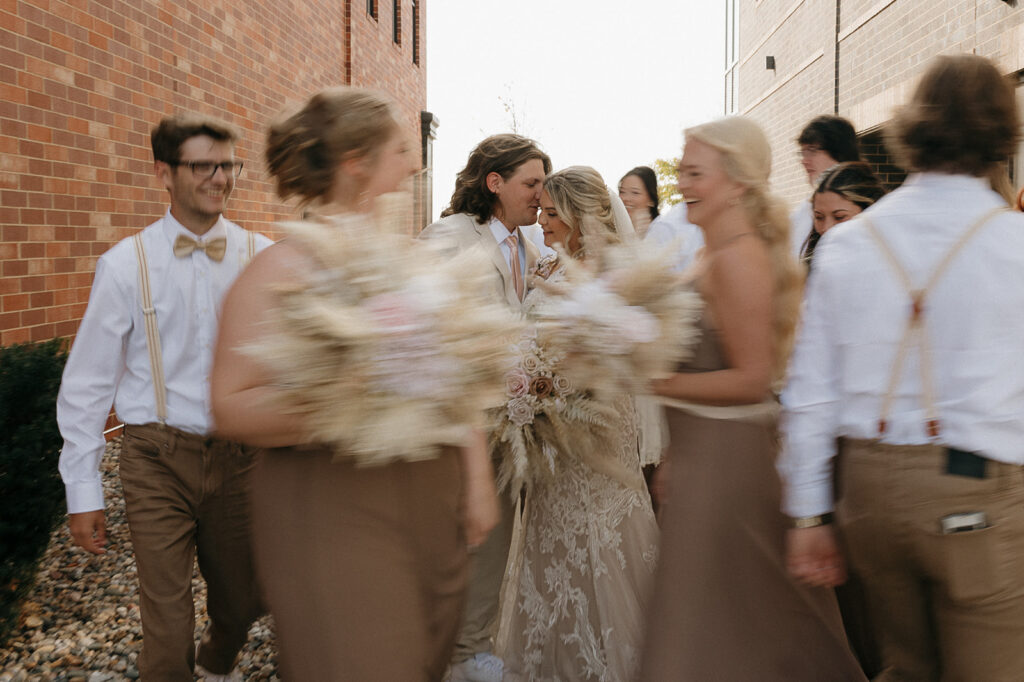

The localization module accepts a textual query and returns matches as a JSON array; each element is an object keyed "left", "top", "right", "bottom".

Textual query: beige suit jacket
[{"left": 419, "top": 212, "right": 541, "bottom": 309}]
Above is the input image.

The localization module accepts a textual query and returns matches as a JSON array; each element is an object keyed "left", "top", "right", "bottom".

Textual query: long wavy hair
[
  {"left": 441, "top": 134, "right": 552, "bottom": 222},
  {"left": 684, "top": 116, "right": 803, "bottom": 380},
  {"left": 888, "top": 54, "right": 1019, "bottom": 205},
  {"left": 542, "top": 166, "right": 621, "bottom": 259}
]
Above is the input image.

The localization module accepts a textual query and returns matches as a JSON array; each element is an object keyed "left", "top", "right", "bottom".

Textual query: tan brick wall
[
  {"left": 736, "top": 0, "right": 836, "bottom": 206},
  {"left": 734, "top": 0, "right": 1024, "bottom": 209},
  {"left": 0, "top": 0, "right": 426, "bottom": 346}
]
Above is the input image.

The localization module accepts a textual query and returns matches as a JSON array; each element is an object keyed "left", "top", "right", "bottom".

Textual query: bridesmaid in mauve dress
[{"left": 639, "top": 116, "right": 865, "bottom": 681}]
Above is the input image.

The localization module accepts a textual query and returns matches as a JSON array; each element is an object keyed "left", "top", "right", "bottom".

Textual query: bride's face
[{"left": 538, "top": 189, "right": 581, "bottom": 254}]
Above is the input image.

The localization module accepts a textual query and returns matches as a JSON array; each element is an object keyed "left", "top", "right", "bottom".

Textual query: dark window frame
[
  {"left": 393, "top": 0, "right": 401, "bottom": 44},
  {"left": 412, "top": 0, "right": 420, "bottom": 64}
]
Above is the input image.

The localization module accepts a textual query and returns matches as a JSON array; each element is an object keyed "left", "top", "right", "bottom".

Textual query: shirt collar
[
  {"left": 488, "top": 217, "right": 518, "bottom": 245},
  {"left": 161, "top": 209, "right": 227, "bottom": 244},
  {"left": 903, "top": 172, "right": 991, "bottom": 193}
]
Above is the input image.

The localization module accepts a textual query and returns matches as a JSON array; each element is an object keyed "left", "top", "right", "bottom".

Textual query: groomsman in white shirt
[
  {"left": 644, "top": 201, "right": 704, "bottom": 273},
  {"left": 420, "top": 134, "right": 551, "bottom": 682},
  {"left": 56, "top": 115, "right": 272, "bottom": 681},
  {"left": 780, "top": 54, "right": 1024, "bottom": 681}
]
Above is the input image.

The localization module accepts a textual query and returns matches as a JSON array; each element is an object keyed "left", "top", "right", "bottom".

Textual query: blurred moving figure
[{"left": 782, "top": 54, "right": 1024, "bottom": 681}]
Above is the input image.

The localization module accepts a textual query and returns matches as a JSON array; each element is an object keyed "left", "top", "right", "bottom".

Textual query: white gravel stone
[{"left": 0, "top": 439, "right": 280, "bottom": 679}]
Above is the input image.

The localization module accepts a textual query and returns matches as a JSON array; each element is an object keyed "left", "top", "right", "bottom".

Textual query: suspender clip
[{"left": 910, "top": 291, "right": 925, "bottom": 322}]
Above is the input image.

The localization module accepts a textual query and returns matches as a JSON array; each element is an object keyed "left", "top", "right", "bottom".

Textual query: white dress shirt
[
  {"left": 644, "top": 203, "right": 704, "bottom": 272},
  {"left": 779, "top": 173, "right": 1024, "bottom": 517},
  {"left": 57, "top": 211, "right": 273, "bottom": 513},
  {"left": 789, "top": 198, "right": 813, "bottom": 260}
]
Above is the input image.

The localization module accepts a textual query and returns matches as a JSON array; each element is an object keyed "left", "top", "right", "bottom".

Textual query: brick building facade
[
  {"left": 1, "top": 0, "right": 429, "bottom": 346},
  {"left": 725, "top": 0, "right": 1024, "bottom": 206}
]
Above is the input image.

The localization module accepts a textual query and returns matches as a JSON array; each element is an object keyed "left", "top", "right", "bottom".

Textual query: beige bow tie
[{"left": 173, "top": 234, "right": 227, "bottom": 262}]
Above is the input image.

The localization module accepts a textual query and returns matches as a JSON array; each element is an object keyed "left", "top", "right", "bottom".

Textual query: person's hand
[
  {"left": 459, "top": 430, "right": 499, "bottom": 549},
  {"left": 462, "top": 472, "right": 499, "bottom": 550},
  {"left": 69, "top": 510, "right": 107, "bottom": 554},
  {"left": 786, "top": 525, "right": 846, "bottom": 588},
  {"left": 649, "top": 376, "right": 672, "bottom": 398}
]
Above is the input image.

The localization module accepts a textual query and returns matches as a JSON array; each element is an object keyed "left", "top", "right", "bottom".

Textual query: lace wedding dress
[{"left": 499, "top": 259, "right": 659, "bottom": 681}]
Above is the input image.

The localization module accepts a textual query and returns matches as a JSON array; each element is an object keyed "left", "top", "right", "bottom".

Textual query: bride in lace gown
[{"left": 497, "top": 167, "right": 659, "bottom": 682}]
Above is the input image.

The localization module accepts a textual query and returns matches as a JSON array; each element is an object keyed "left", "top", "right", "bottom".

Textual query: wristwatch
[{"left": 790, "top": 512, "right": 835, "bottom": 529}]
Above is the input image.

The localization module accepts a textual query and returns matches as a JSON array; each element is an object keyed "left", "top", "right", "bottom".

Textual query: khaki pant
[
  {"left": 452, "top": 453, "right": 516, "bottom": 663},
  {"left": 252, "top": 446, "right": 468, "bottom": 681},
  {"left": 837, "top": 439, "right": 1024, "bottom": 682},
  {"left": 118, "top": 423, "right": 263, "bottom": 681}
]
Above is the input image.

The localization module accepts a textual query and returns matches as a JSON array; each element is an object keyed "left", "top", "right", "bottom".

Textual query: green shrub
[{"left": 0, "top": 338, "right": 68, "bottom": 645}]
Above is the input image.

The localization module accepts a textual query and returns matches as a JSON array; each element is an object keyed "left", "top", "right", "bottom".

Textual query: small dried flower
[
  {"left": 529, "top": 376, "right": 553, "bottom": 398},
  {"left": 505, "top": 368, "right": 530, "bottom": 398},
  {"left": 521, "top": 352, "right": 543, "bottom": 374},
  {"left": 507, "top": 397, "right": 536, "bottom": 427}
]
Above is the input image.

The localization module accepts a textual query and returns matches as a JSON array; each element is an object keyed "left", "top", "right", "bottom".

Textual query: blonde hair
[
  {"left": 542, "top": 166, "right": 620, "bottom": 257},
  {"left": 265, "top": 87, "right": 400, "bottom": 207},
  {"left": 684, "top": 116, "right": 803, "bottom": 379}
]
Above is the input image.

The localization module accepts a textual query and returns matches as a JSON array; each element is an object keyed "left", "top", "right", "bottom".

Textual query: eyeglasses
[{"left": 169, "top": 160, "right": 244, "bottom": 179}]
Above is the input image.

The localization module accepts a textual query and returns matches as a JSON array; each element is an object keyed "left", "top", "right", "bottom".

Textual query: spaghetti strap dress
[{"left": 639, "top": 317, "right": 866, "bottom": 681}]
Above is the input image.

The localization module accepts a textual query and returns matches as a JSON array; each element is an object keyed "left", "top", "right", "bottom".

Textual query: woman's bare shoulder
[
  {"left": 237, "top": 240, "right": 313, "bottom": 288},
  {"left": 706, "top": 236, "right": 772, "bottom": 298}
]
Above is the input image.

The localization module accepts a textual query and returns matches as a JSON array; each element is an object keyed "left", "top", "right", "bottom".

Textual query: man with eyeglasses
[
  {"left": 790, "top": 115, "right": 861, "bottom": 259},
  {"left": 56, "top": 115, "right": 272, "bottom": 681}
]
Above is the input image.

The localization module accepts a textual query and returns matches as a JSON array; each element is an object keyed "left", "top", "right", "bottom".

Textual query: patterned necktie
[
  {"left": 504, "top": 233, "right": 524, "bottom": 301},
  {"left": 173, "top": 234, "right": 227, "bottom": 262}
]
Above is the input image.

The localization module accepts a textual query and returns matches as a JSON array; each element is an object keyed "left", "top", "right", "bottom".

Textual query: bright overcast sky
[{"left": 425, "top": 1, "right": 726, "bottom": 222}]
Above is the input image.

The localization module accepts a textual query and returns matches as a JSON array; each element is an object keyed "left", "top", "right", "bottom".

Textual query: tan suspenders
[
  {"left": 133, "top": 234, "right": 169, "bottom": 424},
  {"left": 863, "top": 207, "right": 1006, "bottom": 439},
  {"left": 132, "top": 225, "right": 258, "bottom": 424}
]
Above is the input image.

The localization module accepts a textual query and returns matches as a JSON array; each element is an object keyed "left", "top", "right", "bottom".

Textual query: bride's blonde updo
[
  {"left": 684, "top": 116, "right": 803, "bottom": 379},
  {"left": 542, "top": 166, "right": 621, "bottom": 257},
  {"left": 265, "top": 87, "right": 400, "bottom": 207}
]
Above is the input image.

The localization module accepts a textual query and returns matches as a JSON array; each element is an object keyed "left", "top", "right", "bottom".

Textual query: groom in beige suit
[{"left": 420, "top": 134, "right": 551, "bottom": 682}]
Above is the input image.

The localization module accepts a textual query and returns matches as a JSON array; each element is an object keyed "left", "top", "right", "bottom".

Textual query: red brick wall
[{"left": 1, "top": 0, "right": 426, "bottom": 346}]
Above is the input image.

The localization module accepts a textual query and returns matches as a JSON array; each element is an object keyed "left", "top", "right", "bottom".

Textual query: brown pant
[
  {"left": 252, "top": 446, "right": 468, "bottom": 681},
  {"left": 838, "top": 439, "right": 1024, "bottom": 681},
  {"left": 118, "top": 423, "right": 263, "bottom": 681},
  {"left": 452, "top": 453, "right": 516, "bottom": 663}
]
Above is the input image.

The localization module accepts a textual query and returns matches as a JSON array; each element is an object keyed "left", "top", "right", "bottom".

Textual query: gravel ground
[{"left": 0, "top": 438, "right": 279, "bottom": 680}]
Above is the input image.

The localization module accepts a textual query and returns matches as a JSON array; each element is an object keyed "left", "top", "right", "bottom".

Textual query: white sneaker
[
  {"left": 447, "top": 652, "right": 504, "bottom": 682},
  {"left": 195, "top": 664, "right": 243, "bottom": 682}
]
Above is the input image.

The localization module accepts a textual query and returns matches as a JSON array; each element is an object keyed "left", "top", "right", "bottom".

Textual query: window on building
[
  {"left": 412, "top": 0, "right": 420, "bottom": 65},
  {"left": 393, "top": 0, "right": 401, "bottom": 44},
  {"left": 367, "top": 0, "right": 377, "bottom": 19},
  {"left": 725, "top": 0, "right": 738, "bottom": 67},
  {"left": 724, "top": 0, "right": 739, "bottom": 114}
]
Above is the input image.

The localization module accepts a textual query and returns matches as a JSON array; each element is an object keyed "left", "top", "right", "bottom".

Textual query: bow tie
[{"left": 173, "top": 234, "right": 227, "bottom": 262}]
